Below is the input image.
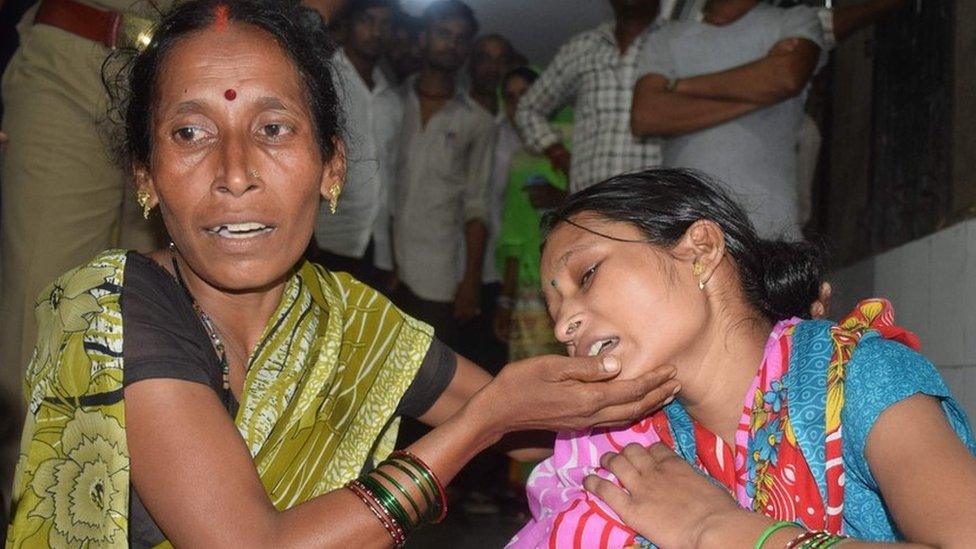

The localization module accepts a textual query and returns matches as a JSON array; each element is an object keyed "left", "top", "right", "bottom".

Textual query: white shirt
[
  {"left": 484, "top": 116, "right": 521, "bottom": 284},
  {"left": 315, "top": 49, "right": 404, "bottom": 268},
  {"left": 636, "top": 5, "right": 826, "bottom": 239},
  {"left": 393, "top": 80, "right": 496, "bottom": 302}
]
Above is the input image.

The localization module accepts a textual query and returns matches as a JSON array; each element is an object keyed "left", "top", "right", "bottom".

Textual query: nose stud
[
  {"left": 565, "top": 320, "right": 581, "bottom": 336},
  {"left": 247, "top": 169, "right": 261, "bottom": 181}
]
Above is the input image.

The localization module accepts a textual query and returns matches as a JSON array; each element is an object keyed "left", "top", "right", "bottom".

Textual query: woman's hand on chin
[
  {"left": 583, "top": 442, "right": 745, "bottom": 549},
  {"left": 472, "top": 355, "right": 680, "bottom": 437}
]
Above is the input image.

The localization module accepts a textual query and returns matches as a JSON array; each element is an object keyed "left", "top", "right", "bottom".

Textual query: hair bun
[{"left": 757, "top": 239, "right": 826, "bottom": 320}]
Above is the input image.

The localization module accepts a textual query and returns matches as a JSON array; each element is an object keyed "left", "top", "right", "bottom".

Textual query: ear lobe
[
  {"left": 682, "top": 220, "right": 726, "bottom": 284},
  {"left": 320, "top": 138, "right": 347, "bottom": 198},
  {"left": 132, "top": 165, "right": 159, "bottom": 208}
]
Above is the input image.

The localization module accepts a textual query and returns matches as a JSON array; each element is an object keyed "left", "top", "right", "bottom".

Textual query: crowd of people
[{"left": 3, "top": 0, "right": 975, "bottom": 547}]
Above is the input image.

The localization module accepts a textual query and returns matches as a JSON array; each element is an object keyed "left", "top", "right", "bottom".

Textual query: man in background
[
  {"left": 391, "top": 0, "right": 495, "bottom": 345},
  {"left": 631, "top": 0, "right": 825, "bottom": 239},
  {"left": 452, "top": 33, "right": 518, "bottom": 380},
  {"left": 387, "top": 10, "right": 423, "bottom": 84},
  {"left": 466, "top": 34, "right": 515, "bottom": 117},
  {"left": 311, "top": 0, "right": 403, "bottom": 290},
  {"left": 514, "top": 0, "right": 662, "bottom": 192}
]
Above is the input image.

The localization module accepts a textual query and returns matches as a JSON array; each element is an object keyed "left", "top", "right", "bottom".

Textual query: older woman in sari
[{"left": 4, "top": 2, "right": 680, "bottom": 547}]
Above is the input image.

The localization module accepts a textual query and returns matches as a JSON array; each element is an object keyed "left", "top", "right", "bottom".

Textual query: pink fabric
[{"left": 508, "top": 319, "right": 799, "bottom": 548}]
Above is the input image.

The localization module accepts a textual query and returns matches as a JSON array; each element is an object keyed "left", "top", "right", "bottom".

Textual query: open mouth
[
  {"left": 205, "top": 222, "right": 275, "bottom": 239},
  {"left": 586, "top": 337, "right": 619, "bottom": 357}
]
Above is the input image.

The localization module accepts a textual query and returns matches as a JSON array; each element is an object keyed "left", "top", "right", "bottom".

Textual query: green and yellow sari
[{"left": 6, "top": 250, "right": 433, "bottom": 548}]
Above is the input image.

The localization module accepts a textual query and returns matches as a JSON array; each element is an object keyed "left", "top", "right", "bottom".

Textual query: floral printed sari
[
  {"left": 510, "top": 299, "right": 974, "bottom": 548},
  {"left": 5, "top": 250, "right": 432, "bottom": 548}
]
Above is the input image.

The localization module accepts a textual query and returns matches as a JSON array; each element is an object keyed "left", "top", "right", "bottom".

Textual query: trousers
[{"left": 0, "top": 22, "right": 164, "bottom": 495}]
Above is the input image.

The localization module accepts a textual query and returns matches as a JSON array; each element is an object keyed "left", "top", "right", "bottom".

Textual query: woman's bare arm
[
  {"left": 127, "top": 354, "right": 680, "bottom": 547},
  {"left": 586, "top": 394, "right": 976, "bottom": 549}
]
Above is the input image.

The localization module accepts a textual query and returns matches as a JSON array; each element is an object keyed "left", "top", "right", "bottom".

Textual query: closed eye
[{"left": 580, "top": 263, "right": 598, "bottom": 289}]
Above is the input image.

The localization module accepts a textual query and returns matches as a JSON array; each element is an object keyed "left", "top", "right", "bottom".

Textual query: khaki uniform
[{"left": 0, "top": 0, "right": 171, "bottom": 494}]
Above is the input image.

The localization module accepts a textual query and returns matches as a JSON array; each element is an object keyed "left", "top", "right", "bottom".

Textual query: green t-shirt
[{"left": 496, "top": 112, "right": 572, "bottom": 289}]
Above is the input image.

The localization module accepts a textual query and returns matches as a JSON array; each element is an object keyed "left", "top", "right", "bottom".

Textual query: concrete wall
[
  {"left": 824, "top": 18, "right": 876, "bottom": 263},
  {"left": 830, "top": 218, "right": 976, "bottom": 422}
]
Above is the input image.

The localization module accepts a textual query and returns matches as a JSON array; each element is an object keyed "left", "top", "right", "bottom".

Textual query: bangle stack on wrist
[
  {"left": 344, "top": 450, "right": 448, "bottom": 546},
  {"left": 754, "top": 521, "right": 849, "bottom": 549},
  {"left": 784, "top": 530, "right": 848, "bottom": 548}
]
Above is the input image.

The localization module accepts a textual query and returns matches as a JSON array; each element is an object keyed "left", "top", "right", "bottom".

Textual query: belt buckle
[{"left": 117, "top": 15, "right": 155, "bottom": 51}]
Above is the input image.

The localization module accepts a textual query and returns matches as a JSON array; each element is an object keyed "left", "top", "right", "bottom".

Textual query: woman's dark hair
[
  {"left": 502, "top": 66, "right": 539, "bottom": 90},
  {"left": 542, "top": 168, "right": 826, "bottom": 321},
  {"left": 106, "top": 0, "right": 342, "bottom": 169}
]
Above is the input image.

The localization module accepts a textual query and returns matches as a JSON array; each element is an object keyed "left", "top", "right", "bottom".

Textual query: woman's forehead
[
  {"left": 543, "top": 216, "right": 650, "bottom": 270},
  {"left": 157, "top": 23, "right": 304, "bottom": 105},
  {"left": 548, "top": 215, "right": 643, "bottom": 247},
  {"left": 542, "top": 219, "right": 607, "bottom": 265}
]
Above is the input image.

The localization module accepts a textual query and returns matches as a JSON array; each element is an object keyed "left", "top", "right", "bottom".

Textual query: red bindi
[{"left": 224, "top": 88, "right": 237, "bottom": 101}]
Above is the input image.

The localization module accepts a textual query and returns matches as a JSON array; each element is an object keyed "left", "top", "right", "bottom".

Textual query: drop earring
[
  {"left": 693, "top": 261, "right": 706, "bottom": 291},
  {"left": 136, "top": 189, "right": 152, "bottom": 220},
  {"left": 328, "top": 183, "right": 342, "bottom": 215}
]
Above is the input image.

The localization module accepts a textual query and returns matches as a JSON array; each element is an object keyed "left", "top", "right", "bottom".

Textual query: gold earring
[
  {"left": 328, "top": 183, "right": 341, "bottom": 215},
  {"left": 136, "top": 188, "right": 151, "bottom": 220},
  {"left": 693, "top": 262, "right": 707, "bottom": 291}
]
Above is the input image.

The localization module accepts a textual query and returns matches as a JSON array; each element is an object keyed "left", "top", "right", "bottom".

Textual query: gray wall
[{"left": 831, "top": 218, "right": 976, "bottom": 423}]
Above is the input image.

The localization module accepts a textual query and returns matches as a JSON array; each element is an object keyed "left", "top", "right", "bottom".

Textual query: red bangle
[
  {"left": 784, "top": 530, "right": 825, "bottom": 549},
  {"left": 347, "top": 481, "right": 405, "bottom": 545},
  {"left": 346, "top": 480, "right": 405, "bottom": 546},
  {"left": 390, "top": 450, "right": 448, "bottom": 523},
  {"left": 351, "top": 480, "right": 407, "bottom": 540}
]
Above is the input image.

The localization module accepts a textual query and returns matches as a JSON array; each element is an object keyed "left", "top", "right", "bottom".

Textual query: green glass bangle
[
  {"left": 360, "top": 474, "right": 412, "bottom": 532},
  {"left": 755, "top": 521, "right": 798, "bottom": 549},
  {"left": 390, "top": 450, "right": 447, "bottom": 523},
  {"left": 392, "top": 455, "right": 442, "bottom": 520},
  {"left": 357, "top": 475, "right": 400, "bottom": 521},
  {"left": 385, "top": 459, "right": 436, "bottom": 518},
  {"left": 366, "top": 476, "right": 413, "bottom": 534},
  {"left": 363, "top": 474, "right": 412, "bottom": 532},
  {"left": 373, "top": 467, "right": 422, "bottom": 527}
]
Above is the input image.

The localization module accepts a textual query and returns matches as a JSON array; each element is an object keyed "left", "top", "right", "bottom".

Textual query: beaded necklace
[{"left": 171, "top": 256, "right": 231, "bottom": 393}]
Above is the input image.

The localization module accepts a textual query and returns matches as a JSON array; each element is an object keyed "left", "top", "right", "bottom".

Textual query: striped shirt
[{"left": 514, "top": 21, "right": 662, "bottom": 192}]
